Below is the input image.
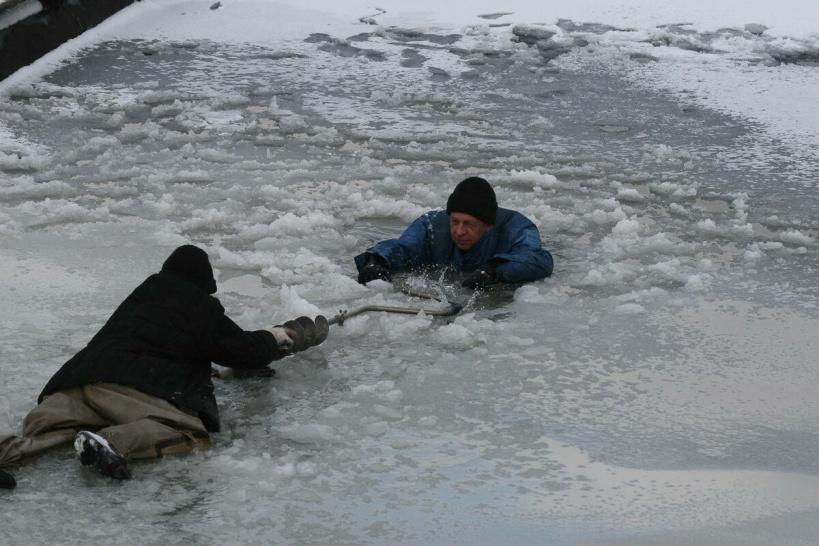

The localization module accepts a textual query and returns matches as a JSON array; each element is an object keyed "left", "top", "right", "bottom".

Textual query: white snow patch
[
  {"left": 274, "top": 285, "right": 323, "bottom": 320},
  {"left": 276, "top": 423, "right": 336, "bottom": 444},
  {"left": 502, "top": 169, "right": 561, "bottom": 189},
  {"left": 615, "top": 303, "right": 645, "bottom": 314},
  {"left": 779, "top": 229, "right": 814, "bottom": 245},
  {"left": 433, "top": 322, "right": 474, "bottom": 349}
]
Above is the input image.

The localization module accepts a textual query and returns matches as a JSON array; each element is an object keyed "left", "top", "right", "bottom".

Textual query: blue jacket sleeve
[
  {"left": 493, "top": 221, "right": 554, "bottom": 283},
  {"left": 355, "top": 214, "right": 435, "bottom": 273}
]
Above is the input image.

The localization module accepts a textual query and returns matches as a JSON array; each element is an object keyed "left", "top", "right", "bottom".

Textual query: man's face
[{"left": 449, "top": 212, "right": 491, "bottom": 251}]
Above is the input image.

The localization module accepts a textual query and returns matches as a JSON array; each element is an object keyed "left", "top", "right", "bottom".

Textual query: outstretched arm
[
  {"left": 208, "top": 312, "right": 329, "bottom": 370},
  {"left": 355, "top": 213, "right": 436, "bottom": 274},
  {"left": 207, "top": 314, "right": 290, "bottom": 369},
  {"left": 493, "top": 223, "right": 554, "bottom": 283}
]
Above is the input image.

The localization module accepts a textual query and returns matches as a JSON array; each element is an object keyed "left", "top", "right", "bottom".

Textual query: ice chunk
[
  {"left": 745, "top": 23, "right": 768, "bottom": 36},
  {"left": 615, "top": 303, "right": 645, "bottom": 314},
  {"left": 371, "top": 404, "right": 403, "bottom": 420},
  {"left": 15, "top": 198, "right": 111, "bottom": 227},
  {"left": 611, "top": 217, "right": 641, "bottom": 236},
  {"left": 504, "top": 169, "right": 560, "bottom": 188},
  {"left": 276, "top": 423, "right": 336, "bottom": 444},
  {"left": 0, "top": 150, "right": 48, "bottom": 171},
  {"left": 779, "top": 229, "right": 813, "bottom": 245},
  {"left": 514, "top": 284, "right": 547, "bottom": 303},
  {"left": 695, "top": 218, "right": 718, "bottom": 233},
  {"left": 616, "top": 188, "right": 646, "bottom": 202},
  {"left": 512, "top": 24, "right": 557, "bottom": 46},
  {"left": 275, "top": 285, "right": 323, "bottom": 319},
  {"left": 244, "top": 211, "right": 341, "bottom": 238},
  {"left": 418, "top": 416, "right": 438, "bottom": 426},
  {"left": 433, "top": 322, "right": 474, "bottom": 349},
  {"left": 0, "top": 176, "right": 72, "bottom": 199},
  {"left": 365, "top": 422, "right": 388, "bottom": 436},
  {"left": 684, "top": 274, "right": 711, "bottom": 291}
]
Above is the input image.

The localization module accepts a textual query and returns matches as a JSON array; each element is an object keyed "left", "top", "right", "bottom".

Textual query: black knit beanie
[
  {"left": 445, "top": 176, "right": 497, "bottom": 225},
  {"left": 161, "top": 245, "right": 218, "bottom": 294}
]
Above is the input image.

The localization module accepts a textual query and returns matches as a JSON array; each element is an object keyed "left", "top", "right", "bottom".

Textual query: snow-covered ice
[{"left": 1, "top": 0, "right": 818, "bottom": 544}]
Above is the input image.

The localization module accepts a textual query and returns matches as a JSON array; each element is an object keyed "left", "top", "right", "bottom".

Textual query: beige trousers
[{"left": 0, "top": 383, "right": 211, "bottom": 467}]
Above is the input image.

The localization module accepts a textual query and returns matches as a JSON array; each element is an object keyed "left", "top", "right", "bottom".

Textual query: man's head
[
  {"left": 446, "top": 176, "right": 497, "bottom": 251},
  {"left": 161, "top": 244, "right": 218, "bottom": 294}
]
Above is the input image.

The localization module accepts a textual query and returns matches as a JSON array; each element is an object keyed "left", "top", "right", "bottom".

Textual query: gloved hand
[
  {"left": 357, "top": 253, "right": 392, "bottom": 284},
  {"left": 270, "top": 326, "right": 295, "bottom": 352},
  {"left": 277, "top": 315, "right": 329, "bottom": 352},
  {"left": 462, "top": 261, "right": 499, "bottom": 290}
]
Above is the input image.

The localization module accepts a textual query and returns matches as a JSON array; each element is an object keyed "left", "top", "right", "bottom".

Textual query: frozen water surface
[{"left": 1, "top": 1, "right": 818, "bottom": 544}]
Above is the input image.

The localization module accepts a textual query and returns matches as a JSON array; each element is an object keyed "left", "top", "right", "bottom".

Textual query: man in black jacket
[{"left": 0, "top": 245, "right": 327, "bottom": 488}]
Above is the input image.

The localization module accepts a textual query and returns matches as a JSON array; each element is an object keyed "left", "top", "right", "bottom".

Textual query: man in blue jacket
[{"left": 355, "top": 177, "right": 553, "bottom": 289}]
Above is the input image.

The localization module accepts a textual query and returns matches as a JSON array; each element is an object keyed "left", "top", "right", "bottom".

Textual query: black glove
[
  {"left": 280, "top": 315, "right": 329, "bottom": 352},
  {"left": 462, "top": 261, "right": 499, "bottom": 290},
  {"left": 357, "top": 253, "right": 392, "bottom": 284}
]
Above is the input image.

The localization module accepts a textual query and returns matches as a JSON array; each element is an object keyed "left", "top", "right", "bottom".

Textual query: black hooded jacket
[{"left": 39, "top": 245, "right": 285, "bottom": 432}]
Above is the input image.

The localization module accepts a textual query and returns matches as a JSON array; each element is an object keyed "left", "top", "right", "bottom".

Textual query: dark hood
[{"left": 161, "top": 245, "right": 217, "bottom": 294}]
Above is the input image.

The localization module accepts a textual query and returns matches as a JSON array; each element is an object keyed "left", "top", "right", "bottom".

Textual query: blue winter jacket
[{"left": 355, "top": 208, "right": 553, "bottom": 283}]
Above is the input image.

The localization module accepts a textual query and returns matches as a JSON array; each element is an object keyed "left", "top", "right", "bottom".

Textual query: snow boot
[
  {"left": 74, "top": 431, "right": 132, "bottom": 480},
  {"left": 0, "top": 468, "right": 16, "bottom": 489}
]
